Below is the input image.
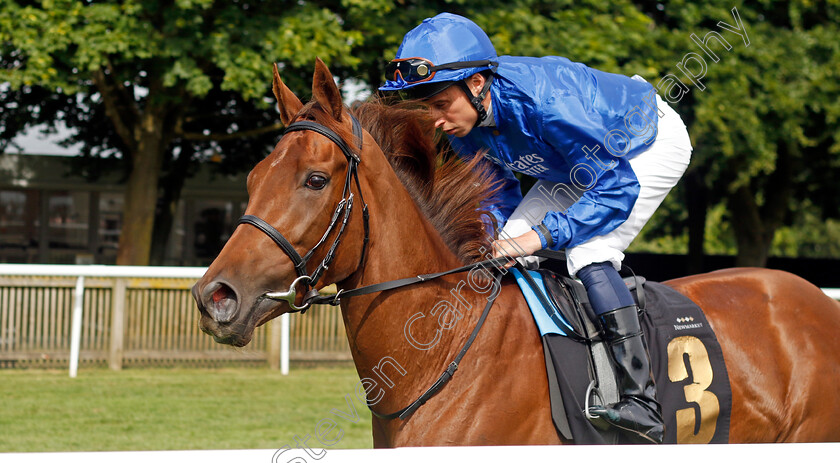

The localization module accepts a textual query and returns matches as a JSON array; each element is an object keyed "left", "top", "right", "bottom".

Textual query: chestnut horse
[{"left": 193, "top": 59, "right": 840, "bottom": 446}]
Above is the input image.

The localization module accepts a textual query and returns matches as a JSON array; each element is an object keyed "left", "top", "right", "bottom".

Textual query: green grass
[{"left": 0, "top": 367, "right": 373, "bottom": 452}]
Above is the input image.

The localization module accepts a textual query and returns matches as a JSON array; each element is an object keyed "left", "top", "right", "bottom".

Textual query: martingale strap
[{"left": 367, "top": 272, "right": 503, "bottom": 421}]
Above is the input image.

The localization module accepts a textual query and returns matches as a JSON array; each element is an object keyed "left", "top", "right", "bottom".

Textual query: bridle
[
  {"left": 238, "top": 115, "right": 369, "bottom": 312},
  {"left": 234, "top": 111, "right": 503, "bottom": 421},
  {"left": 234, "top": 111, "right": 574, "bottom": 421}
]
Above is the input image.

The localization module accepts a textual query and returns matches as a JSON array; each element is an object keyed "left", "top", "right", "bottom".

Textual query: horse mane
[{"left": 296, "top": 98, "right": 501, "bottom": 263}]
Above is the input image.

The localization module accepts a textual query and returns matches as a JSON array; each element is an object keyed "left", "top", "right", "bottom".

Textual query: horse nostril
[
  {"left": 204, "top": 282, "right": 239, "bottom": 324},
  {"left": 212, "top": 284, "right": 234, "bottom": 304}
]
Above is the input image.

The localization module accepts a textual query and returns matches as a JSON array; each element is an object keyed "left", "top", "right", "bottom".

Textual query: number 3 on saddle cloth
[{"left": 509, "top": 267, "right": 733, "bottom": 444}]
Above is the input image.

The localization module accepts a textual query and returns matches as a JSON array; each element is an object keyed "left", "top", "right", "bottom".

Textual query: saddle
[{"left": 509, "top": 262, "right": 733, "bottom": 444}]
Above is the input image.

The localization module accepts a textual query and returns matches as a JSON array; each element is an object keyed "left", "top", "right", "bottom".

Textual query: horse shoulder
[{"left": 455, "top": 279, "right": 561, "bottom": 444}]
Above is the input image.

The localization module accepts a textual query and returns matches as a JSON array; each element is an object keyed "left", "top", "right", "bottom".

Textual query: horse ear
[
  {"left": 272, "top": 62, "right": 303, "bottom": 126},
  {"left": 312, "top": 57, "right": 344, "bottom": 121}
]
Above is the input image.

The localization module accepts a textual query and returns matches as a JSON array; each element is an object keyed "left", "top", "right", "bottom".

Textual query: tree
[
  {"left": 1, "top": 0, "right": 361, "bottom": 264},
  {"left": 1, "top": 0, "right": 655, "bottom": 264},
  {"left": 613, "top": 1, "right": 840, "bottom": 267},
  {"left": 3, "top": 0, "right": 838, "bottom": 268},
  {"left": 667, "top": 1, "right": 840, "bottom": 266}
]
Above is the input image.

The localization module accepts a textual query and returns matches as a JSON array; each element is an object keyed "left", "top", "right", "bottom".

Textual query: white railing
[
  {"left": 1, "top": 264, "right": 837, "bottom": 378},
  {"left": 0, "top": 264, "right": 209, "bottom": 279},
  {"left": 0, "top": 264, "right": 291, "bottom": 377},
  {"left": 823, "top": 288, "right": 840, "bottom": 300}
]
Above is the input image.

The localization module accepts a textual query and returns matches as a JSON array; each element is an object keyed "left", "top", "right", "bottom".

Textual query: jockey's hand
[{"left": 491, "top": 230, "right": 543, "bottom": 268}]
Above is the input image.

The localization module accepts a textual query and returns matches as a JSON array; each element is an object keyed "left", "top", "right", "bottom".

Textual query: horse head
[{"left": 193, "top": 59, "right": 370, "bottom": 346}]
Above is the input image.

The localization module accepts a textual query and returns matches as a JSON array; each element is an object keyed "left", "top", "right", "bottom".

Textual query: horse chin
[
  {"left": 212, "top": 331, "right": 252, "bottom": 347},
  {"left": 199, "top": 316, "right": 253, "bottom": 347}
]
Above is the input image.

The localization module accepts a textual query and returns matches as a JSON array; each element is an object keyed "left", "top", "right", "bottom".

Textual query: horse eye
[{"left": 305, "top": 174, "right": 328, "bottom": 190}]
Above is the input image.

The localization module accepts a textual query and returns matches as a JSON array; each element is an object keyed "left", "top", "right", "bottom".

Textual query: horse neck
[
  {"left": 342, "top": 141, "right": 466, "bottom": 288},
  {"left": 337, "top": 152, "right": 477, "bottom": 410},
  {"left": 339, "top": 151, "right": 465, "bottom": 312}
]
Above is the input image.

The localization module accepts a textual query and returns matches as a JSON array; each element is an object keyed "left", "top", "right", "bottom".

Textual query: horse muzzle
[
  {"left": 193, "top": 279, "right": 252, "bottom": 346},
  {"left": 193, "top": 274, "right": 310, "bottom": 346}
]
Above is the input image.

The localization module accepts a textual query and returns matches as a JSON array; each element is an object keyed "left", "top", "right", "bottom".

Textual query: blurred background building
[{"left": 1, "top": 140, "right": 246, "bottom": 266}]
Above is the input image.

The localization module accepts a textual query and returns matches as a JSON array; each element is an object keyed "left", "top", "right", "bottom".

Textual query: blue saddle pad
[{"left": 510, "top": 268, "right": 576, "bottom": 336}]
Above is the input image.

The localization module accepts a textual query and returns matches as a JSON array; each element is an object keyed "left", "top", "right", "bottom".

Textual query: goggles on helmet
[{"left": 385, "top": 58, "right": 497, "bottom": 84}]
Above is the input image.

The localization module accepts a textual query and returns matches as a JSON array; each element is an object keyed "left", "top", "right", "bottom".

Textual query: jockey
[{"left": 380, "top": 13, "right": 692, "bottom": 443}]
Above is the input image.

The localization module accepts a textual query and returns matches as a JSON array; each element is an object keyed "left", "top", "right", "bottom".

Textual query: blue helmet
[{"left": 380, "top": 13, "right": 498, "bottom": 96}]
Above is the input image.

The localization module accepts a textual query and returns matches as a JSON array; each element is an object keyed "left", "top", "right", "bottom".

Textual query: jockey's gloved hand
[{"left": 492, "top": 230, "right": 543, "bottom": 269}]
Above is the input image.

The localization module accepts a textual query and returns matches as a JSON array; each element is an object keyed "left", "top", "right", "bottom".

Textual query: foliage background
[{"left": 2, "top": 0, "right": 839, "bottom": 268}]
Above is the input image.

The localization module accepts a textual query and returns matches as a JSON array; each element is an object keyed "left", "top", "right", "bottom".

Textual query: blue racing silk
[{"left": 449, "top": 55, "right": 659, "bottom": 250}]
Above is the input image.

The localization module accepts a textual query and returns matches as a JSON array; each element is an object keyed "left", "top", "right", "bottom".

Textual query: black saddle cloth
[{"left": 537, "top": 270, "right": 733, "bottom": 444}]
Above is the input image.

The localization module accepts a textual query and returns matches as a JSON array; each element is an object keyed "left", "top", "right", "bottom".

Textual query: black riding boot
[{"left": 588, "top": 305, "right": 664, "bottom": 444}]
